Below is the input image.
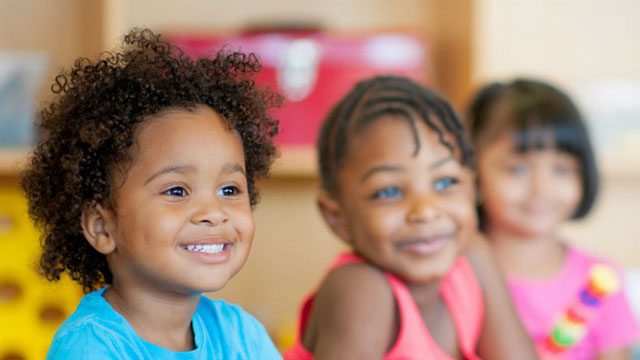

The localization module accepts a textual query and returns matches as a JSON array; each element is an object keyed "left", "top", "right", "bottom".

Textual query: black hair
[
  {"left": 21, "top": 28, "right": 281, "bottom": 293},
  {"left": 467, "top": 78, "right": 598, "bottom": 220},
  {"left": 318, "top": 75, "right": 474, "bottom": 194}
]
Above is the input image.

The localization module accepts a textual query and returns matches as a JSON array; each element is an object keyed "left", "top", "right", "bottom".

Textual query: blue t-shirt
[{"left": 46, "top": 288, "right": 282, "bottom": 359}]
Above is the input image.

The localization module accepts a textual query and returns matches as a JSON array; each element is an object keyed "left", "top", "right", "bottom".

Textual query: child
[
  {"left": 284, "top": 76, "right": 539, "bottom": 359},
  {"left": 21, "top": 28, "right": 283, "bottom": 359},
  {"left": 468, "top": 78, "right": 640, "bottom": 358}
]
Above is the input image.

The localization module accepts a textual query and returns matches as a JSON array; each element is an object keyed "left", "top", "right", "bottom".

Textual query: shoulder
[
  {"left": 47, "top": 315, "right": 122, "bottom": 360},
  {"left": 563, "top": 246, "right": 627, "bottom": 290},
  {"left": 306, "top": 261, "right": 396, "bottom": 357},
  {"left": 54, "top": 289, "right": 125, "bottom": 336},
  {"left": 47, "top": 290, "right": 134, "bottom": 359},
  {"left": 315, "top": 261, "right": 395, "bottom": 318},
  {"left": 321, "top": 260, "right": 393, "bottom": 295},
  {"left": 567, "top": 246, "right": 621, "bottom": 271},
  {"left": 197, "top": 297, "right": 280, "bottom": 358}
]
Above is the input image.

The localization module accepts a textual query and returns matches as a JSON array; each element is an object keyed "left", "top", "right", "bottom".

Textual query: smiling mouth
[
  {"left": 394, "top": 234, "right": 454, "bottom": 255},
  {"left": 181, "top": 243, "right": 231, "bottom": 254}
]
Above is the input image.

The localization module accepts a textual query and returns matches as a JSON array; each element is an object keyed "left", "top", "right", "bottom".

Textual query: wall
[
  {"left": 0, "top": 0, "right": 103, "bottom": 100},
  {"left": 103, "top": 0, "right": 472, "bottom": 107}
]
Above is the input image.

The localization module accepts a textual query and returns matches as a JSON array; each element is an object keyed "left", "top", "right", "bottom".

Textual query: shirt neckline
[
  {"left": 507, "top": 246, "right": 577, "bottom": 287},
  {"left": 92, "top": 287, "right": 205, "bottom": 355}
]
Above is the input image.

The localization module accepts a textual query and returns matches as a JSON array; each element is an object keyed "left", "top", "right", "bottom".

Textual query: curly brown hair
[{"left": 21, "top": 28, "right": 281, "bottom": 293}]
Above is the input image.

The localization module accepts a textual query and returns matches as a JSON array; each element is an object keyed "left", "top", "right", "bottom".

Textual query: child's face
[
  {"left": 476, "top": 132, "right": 582, "bottom": 237},
  {"left": 105, "top": 106, "right": 254, "bottom": 295},
  {"left": 325, "top": 115, "right": 476, "bottom": 283}
]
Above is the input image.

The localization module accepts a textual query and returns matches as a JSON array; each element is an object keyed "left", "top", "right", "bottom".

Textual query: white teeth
[{"left": 184, "top": 244, "right": 225, "bottom": 254}]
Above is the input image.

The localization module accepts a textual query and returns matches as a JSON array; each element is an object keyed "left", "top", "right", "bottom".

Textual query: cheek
[
  {"left": 349, "top": 204, "right": 402, "bottom": 246},
  {"left": 480, "top": 174, "right": 528, "bottom": 208},
  {"left": 446, "top": 193, "right": 477, "bottom": 233},
  {"left": 558, "top": 177, "right": 582, "bottom": 210},
  {"left": 130, "top": 207, "right": 185, "bottom": 247},
  {"left": 229, "top": 207, "right": 255, "bottom": 242},
  {"left": 370, "top": 206, "right": 406, "bottom": 237}
]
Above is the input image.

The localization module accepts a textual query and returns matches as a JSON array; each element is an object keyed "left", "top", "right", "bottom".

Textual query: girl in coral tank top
[{"left": 284, "top": 76, "right": 538, "bottom": 360}]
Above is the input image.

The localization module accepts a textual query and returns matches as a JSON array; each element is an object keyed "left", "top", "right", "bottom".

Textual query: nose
[
  {"left": 531, "top": 167, "right": 552, "bottom": 196},
  {"left": 406, "top": 192, "right": 440, "bottom": 224},
  {"left": 190, "top": 199, "right": 229, "bottom": 226}
]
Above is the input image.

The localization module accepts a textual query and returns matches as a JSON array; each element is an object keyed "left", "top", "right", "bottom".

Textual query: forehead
[
  {"left": 341, "top": 115, "right": 455, "bottom": 170},
  {"left": 114, "top": 106, "right": 245, "bottom": 181},
  {"left": 135, "top": 107, "right": 240, "bottom": 152},
  {"left": 480, "top": 132, "right": 578, "bottom": 161},
  {"left": 479, "top": 128, "right": 559, "bottom": 153}
]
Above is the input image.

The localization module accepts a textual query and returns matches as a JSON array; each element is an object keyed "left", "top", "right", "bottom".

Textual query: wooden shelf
[
  {"left": 0, "top": 146, "right": 317, "bottom": 179},
  {"left": 3, "top": 146, "right": 639, "bottom": 180},
  {"left": 3, "top": 146, "right": 640, "bottom": 181},
  {"left": 271, "top": 145, "right": 317, "bottom": 179}
]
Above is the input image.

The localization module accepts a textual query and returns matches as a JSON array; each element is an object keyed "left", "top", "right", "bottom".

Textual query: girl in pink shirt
[
  {"left": 468, "top": 78, "right": 639, "bottom": 359},
  {"left": 285, "top": 76, "right": 538, "bottom": 359}
]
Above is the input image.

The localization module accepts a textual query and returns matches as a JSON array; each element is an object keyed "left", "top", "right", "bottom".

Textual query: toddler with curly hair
[{"left": 21, "top": 28, "right": 282, "bottom": 359}]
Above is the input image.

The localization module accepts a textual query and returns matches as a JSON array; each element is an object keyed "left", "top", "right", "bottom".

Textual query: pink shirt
[
  {"left": 508, "top": 246, "right": 640, "bottom": 359},
  {"left": 284, "top": 252, "right": 484, "bottom": 360}
]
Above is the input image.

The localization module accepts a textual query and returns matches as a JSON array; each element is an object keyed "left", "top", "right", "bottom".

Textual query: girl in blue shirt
[{"left": 22, "top": 28, "right": 282, "bottom": 359}]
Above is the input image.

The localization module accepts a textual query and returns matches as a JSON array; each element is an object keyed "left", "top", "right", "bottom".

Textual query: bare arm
[
  {"left": 304, "top": 263, "right": 396, "bottom": 360},
  {"left": 465, "top": 235, "right": 540, "bottom": 360},
  {"left": 596, "top": 348, "right": 631, "bottom": 360}
]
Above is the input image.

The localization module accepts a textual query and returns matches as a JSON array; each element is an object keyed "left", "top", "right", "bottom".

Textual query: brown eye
[
  {"left": 218, "top": 186, "right": 241, "bottom": 197},
  {"left": 163, "top": 187, "right": 188, "bottom": 197}
]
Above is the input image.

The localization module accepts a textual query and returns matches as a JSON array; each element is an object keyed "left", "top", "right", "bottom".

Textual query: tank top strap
[
  {"left": 328, "top": 252, "right": 367, "bottom": 269},
  {"left": 440, "top": 257, "right": 484, "bottom": 359},
  {"left": 384, "top": 271, "right": 448, "bottom": 358}
]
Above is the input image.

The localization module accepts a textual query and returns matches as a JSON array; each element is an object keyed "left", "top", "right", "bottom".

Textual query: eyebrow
[
  {"left": 221, "top": 163, "right": 246, "bottom": 176},
  {"left": 430, "top": 156, "right": 455, "bottom": 169},
  {"left": 144, "top": 163, "right": 247, "bottom": 185},
  {"left": 360, "top": 156, "right": 456, "bottom": 183},
  {"left": 144, "top": 165, "right": 197, "bottom": 185},
  {"left": 361, "top": 165, "right": 404, "bottom": 183}
]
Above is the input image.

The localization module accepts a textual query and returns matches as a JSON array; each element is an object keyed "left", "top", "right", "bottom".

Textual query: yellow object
[
  {"left": 589, "top": 264, "right": 620, "bottom": 295},
  {"left": 275, "top": 316, "right": 298, "bottom": 352},
  {"left": 554, "top": 315, "right": 587, "bottom": 340},
  {"left": 0, "top": 187, "right": 83, "bottom": 360}
]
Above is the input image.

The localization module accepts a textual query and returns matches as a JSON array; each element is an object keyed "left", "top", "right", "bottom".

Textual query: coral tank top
[{"left": 284, "top": 253, "right": 484, "bottom": 359}]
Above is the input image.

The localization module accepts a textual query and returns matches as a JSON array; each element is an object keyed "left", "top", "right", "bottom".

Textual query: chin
[
  {"left": 511, "top": 222, "right": 555, "bottom": 237},
  {"left": 200, "top": 282, "right": 230, "bottom": 294},
  {"left": 406, "top": 260, "right": 457, "bottom": 284},
  {"left": 197, "top": 272, "right": 237, "bottom": 294}
]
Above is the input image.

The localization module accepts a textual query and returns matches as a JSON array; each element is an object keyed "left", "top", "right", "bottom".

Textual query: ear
[
  {"left": 317, "top": 191, "right": 351, "bottom": 244},
  {"left": 81, "top": 203, "right": 117, "bottom": 255}
]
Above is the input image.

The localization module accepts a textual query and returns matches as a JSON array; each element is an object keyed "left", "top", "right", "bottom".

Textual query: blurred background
[{"left": 1, "top": 0, "right": 639, "bottom": 358}]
